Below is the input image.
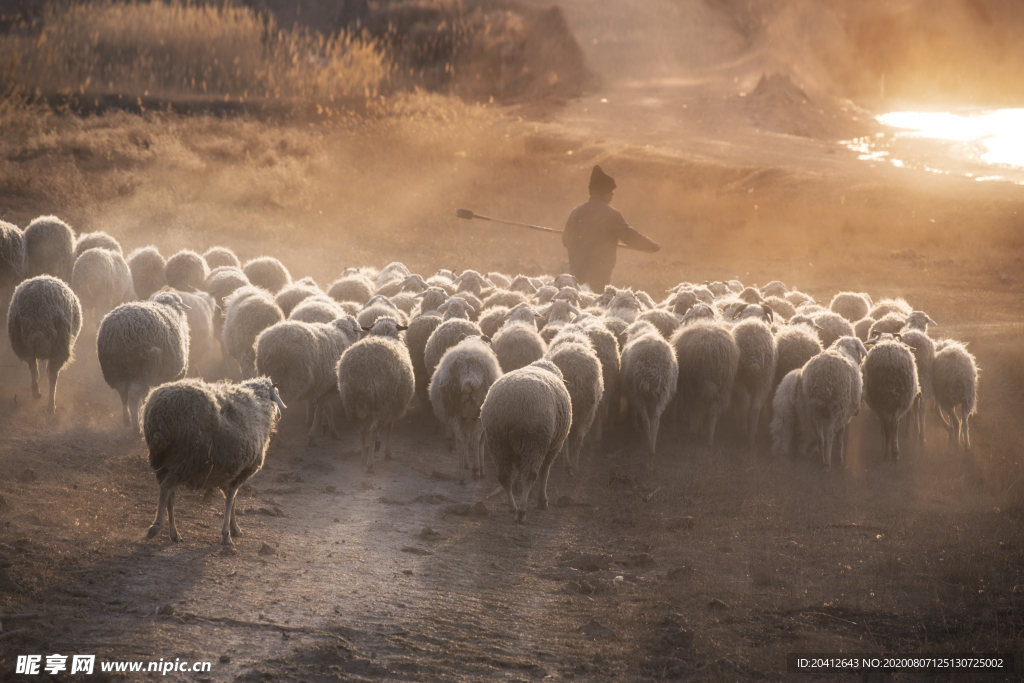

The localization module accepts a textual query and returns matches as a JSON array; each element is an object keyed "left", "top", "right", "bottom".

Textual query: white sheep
[
  {"left": 222, "top": 285, "right": 285, "bottom": 378},
  {"left": 428, "top": 337, "right": 502, "bottom": 483},
  {"left": 480, "top": 358, "right": 571, "bottom": 523},
  {"left": 127, "top": 246, "right": 167, "bottom": 300},
  {"left": 769, "top": 368, "right": 805, "bottom": 459},
  {"left": 671, "top": 320, "right": 739, "bottom": 447},
  {"left": 620, "top": 320, "right": 677, "bottom": 465},
  {"left": 243, "top": 256, "right": 292, "bottom": 293},
  {"left": 932, "top": 340, "right": 978, "bottom": 451},
  {"left": 7, "top": 275, "right": 83, "bottom": 412},
  {"left": 70, "top": 247, "right": 136, "bottom": 328},
  {"left": 288, "top": 296, "right": 345, "bottom": 323},
  {"left": 336, "top": 316, "right": 415, "bottom": 472},
  {"left": 731, "top": 317, "right": 778, "bottom": 447},
  {"left": 829, "top": 292, "right": 872, "bottom": 322},
  {"left": 328, "top": 275, "right": 374, "bottom": 305},
  {"left": 165, "top": 249, "right": 209, "bottom": 292},
  {"left": 546, "top": 329, "right": 604, "bottom": 476},
  {"left": 97, "top": 292, "right": 191, "bottom": 432},
  {"left": 0, "top": 220, "right": 25, "bottom": 296},
  {"left": 73, "top": 231, "right": 121, "bottom": 258},
  {"left": 143, "top": 377, "right": 286, "bottom": 544},
  {"left": 202, "top": 246, "right": 242, "bottom": 271},
  {"left": 24, "top": 215, "right": 76, "bottom": 283},
  {"left": 863, "top": 333, "right": 920, "bottom": 462},
  {"left": 799, "top": 336, "right": 867, "bottom": 468}
]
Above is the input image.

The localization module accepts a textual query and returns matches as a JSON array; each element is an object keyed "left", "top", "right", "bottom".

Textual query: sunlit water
[{"left": 843, "top": 109, "right": 1024, "bottom": 184}]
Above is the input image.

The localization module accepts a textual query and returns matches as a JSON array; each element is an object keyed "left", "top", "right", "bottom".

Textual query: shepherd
[{"left": 562, "top": 165, "right": 661, "bottom": 291}]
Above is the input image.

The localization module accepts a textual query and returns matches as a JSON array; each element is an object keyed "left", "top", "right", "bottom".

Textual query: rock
[
  {"left": 157, "top": 604, "right": 174, "bottom": 616},
  {"left": 579, "top": 619, "right": 616, "bottom": 638},
  {"left": 0, "top": 495, "right": 8, "bottom": 512},
  {"left": 419, "top": 527, "right": 442, "bottom": 541},
  {"left": 559, "top": 552, "right": 612, "bottom": 572},
  {"left": 258, "top": 543, "right": 277, "bottom": 556},
  {"left": 400, "top": 546, "right": 434, "bottom": 556},
  {"left": 0, "top": 567, "right": 24, "bottom": 593},
  {"left": 0, "top": 553, "right": 11, "bottom": 568},
  {"left": 430, "top": 470, "right": 458, "bottom": 482},
  {"left": 444, "top": 502, "right": 490, "bottom": 516},
  {"left": 707, "top": 597, "right": 729, "bottom": 610},
  {"left": 402, "top": 569, "right": 413, "bottom": 575},
  {"left": 219, "top": 655, "right": 231, "bottom": 664},
  {"left": 555, "top": 495, "right": 578, "bottom": 508},
  {"left": 257, "top": 507, "right": 284, "bottom": 517},
  {"left": 18, "top": 468, "right": 37, "bottom": 483},
  {"left": 663, "top": 516, "right": 694, "bottom": 530},
  {"left": 325, "top": 485, "right": 337, "bottom": 493}
]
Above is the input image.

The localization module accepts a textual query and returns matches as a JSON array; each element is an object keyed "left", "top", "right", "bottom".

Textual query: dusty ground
[{"left": 2, "top": 1, "right": 1024, "bottom": 681}]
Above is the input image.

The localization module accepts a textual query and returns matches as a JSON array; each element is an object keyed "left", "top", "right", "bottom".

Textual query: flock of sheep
[{"left": 0, "top": 215, "right": 980, "bottom": 540}]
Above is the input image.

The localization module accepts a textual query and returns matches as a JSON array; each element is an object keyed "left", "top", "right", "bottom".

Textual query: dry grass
[{"left": 1, "top": 1, "right": 390, "bottom": 111}]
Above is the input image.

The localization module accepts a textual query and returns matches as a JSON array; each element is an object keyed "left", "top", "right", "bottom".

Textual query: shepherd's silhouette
[{"left": 561, "top": 165, "right": 660, "bottom": 291}]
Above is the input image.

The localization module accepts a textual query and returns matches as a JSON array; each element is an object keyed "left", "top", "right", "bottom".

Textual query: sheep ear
[
  {"left": 397, "top": 324, "right": 408, "bottom": 331},
  {"left": 569, "top": 305, "right": 581, "bottom": 316},
  {"left": 894, "top": 333, "right": 902, "bottom": 343},
  {"left": 481, "top": 335, "right": 491, "bottom": 344},
  {"left": 361, "top": 326, "right": 372, "bottom": 331},
  {"left": 732, "top": 304, "right": 746, "bottom": 320},
  {"left": 927, "top": 316, "right": 937, "bottom": 325},
  {"left": 864, "top": 336, "right": 879, "bottom": 346},
  {"left": 413, "top": 291, "right": 427, "bottom": 298},
  {"left": 764, "top": 304, "right": 774, "bottom": 322}
]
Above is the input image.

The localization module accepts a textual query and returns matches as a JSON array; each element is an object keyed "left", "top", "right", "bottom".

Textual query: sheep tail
[{"left": 27, "top": 330, "right": 50, "bottom": 355}]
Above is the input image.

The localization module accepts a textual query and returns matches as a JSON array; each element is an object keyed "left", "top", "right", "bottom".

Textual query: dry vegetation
[{"left": 0, "top": 0, "right": 1023, "bottom": 680}]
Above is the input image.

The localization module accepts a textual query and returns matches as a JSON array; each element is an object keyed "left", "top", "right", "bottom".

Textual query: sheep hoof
[
  {"left": 170, "top": 532, "right": 182, "bottom": 543},
  {"left": 515, "top": 511, "right": 527, "bottom": 524},
  {"left": 307, "top": 436, "right": 317, "bottom": 447},
  {"left": 31, "top": 389, "right": 42, "bottom": 400},
  {"left": 374, "top": 440, "right": 381, "bottom": 453},
  {"left": 230, "top": 526, "right": 242, "bottom": 537},
  {"left": 146, "top": 524, "right": 162, "bottom": 539},
  {"left": 330, "top": 431, "right": 341, "bottom": 441},
  {"left": 221, "top": 535, "right": 232, "bottom": 546}
]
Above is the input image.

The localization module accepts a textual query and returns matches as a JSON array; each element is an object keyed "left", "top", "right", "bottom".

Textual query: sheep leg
[
  {"left": 128, "top": 382, "right": 147, "bottom": 434},
  {"left": 747, "top": 394, "right": 764, "bottom": 448},
  {"left": 119, "top": 388, "right": 131, "bottom": 428},
  {"left": 46, "top": 361, "right": 61, "bottom": 413},
  {"left": 516, "top": 470, "right": 539, "bottom": 523},
  {"left": 890, "top": 416, "right": 901, "bottom": 462},
  {"left": 324, "top": 397, "right": 340, "bottom": 440},
  {"left": 228, "top": 488, "right": 241, "bottom": 538},
  {"left": 818, "top": 425, "right": 831, "bottom": 469},
  {"left": 360, "top": 427, "right": 374, "bottom": 473},
  {"left": 537, "top": 455, "right": 556, "bottom": 512},
  {"left": 166, "top": 488, "right": 181, "bottom": 543},
  {"left": 707, "top": 408, "right": 720, "bottom": 448},
  {"left": 147, "top": 483, "right": 173, "bottom": 539},
  {"left": 570, "top": 427, "right": 587, "bottom": 475},
  {"left": 307, "top": 400, "right": 322, "bottom": 447},
  {"left": 833, "top": 425, "right": 846, "bottom": 467},
  {"left": 473, "top": 427, "right": 485, "bottom": 479},
  {"left": 383, "top": 422, "right": 394, "bottom": 461},
  {"left": 947, "top": 408, "right": 961, "bottom": 448},
  {"left": 305, "top": 400, "right": 313, "bottom": 426},
  {"left": 962, "top": 409, "right": 971, "bottom": 451},
  {"left": 649, "top": 412, "right": 662, "bottom": 459},
  {"left": 457, "top": 432, "right": 468, "bottom": 485},
  {"left": 28, "top": 358, "right": 42, "bottom": 399},
  {"left": 221, "top": 486, "right": 239, "bottom": 545}
]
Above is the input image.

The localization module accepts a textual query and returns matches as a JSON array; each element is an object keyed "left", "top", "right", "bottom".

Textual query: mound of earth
[{"left": 744, "top": 72, "right": 874, "bottom": 140}]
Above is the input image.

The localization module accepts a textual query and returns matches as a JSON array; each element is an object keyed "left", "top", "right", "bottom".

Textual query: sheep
[
  {"left": 222, "top": 285, "right": 285, "bottom": 378},
  {"left": 428, "top": 337, "right": 503, "bottom": 483},
  {"left": 73, "top": 231, "right": 121, "bottom": 258},
  {"left": 127, "top": 246, "right": 167, "bottom": 300},
  {"left": 7, "top": 275, "right": 83, "bottom": 412},
  {"left": 773, "top": 322, "right": 823, "bottom": 391},
  {"left": 620, "top": 320, "right": 677, "bottom": 465},
  {"left": 760, "top": 281, "right": 788, "bottom": 298},
  {"left": 552, "top": 273, "right": 579, "bottom": 290},
  {"left": 336, "top": 316, "right": 415, "bottom": 472},
  {"left": 733, "top": 303, "right": 774, "bottom": 324},
  {"left": 869, "top": 298, "right": 912, "bottom": 320},
  {"left": 602, "top": 316, "right": 629, "bottom": 350},
  {"left": 932, "top": 340, "right": 978, "bottom": 451},
  {"left": 205, "top": 267, "right": 249, "bottom": 307},
  {"left": 275, "top": 278, "right": 322, "bottom": 317},
  {"left": 546, "top": 329, "right": 604, "bottom": 476},
  {"left": 727, "top": 279, "right": 744, "bottom": 293},
  {"left": 738, "top": 286, "right": 763, "bottom": 304},
  {"left": 607, "top": 290, "right": 643, "bottom": 323},
  {"left": 478, "top": 305, "right": 511, "bottom": 339},
  {"left": 452, "top": 269, "right": 491, "bottom": 296},
  {"left": 868, "top": 313, "right": 907, "bottom": 340},
  {"left": 863, "top": 334, "right": 920, "bottom": 462},
  {"left": 423, "top": 317, "right": 484, "bottom": 380},
  {"left": 481, "top": 358, "right": 571, "bottom": 523},
  {"left": 143, "top": 377, "right": 286, "bottom": 544},
  {"left": 413, "top": 287, "right": 449, "bottom": 317},
  {"left": 731, "top": 317, "right": 778, "bottom": 447},
  {"left": 679, "top": 303, "right": 718, "bottom": 326},
  {"left": 24, "top": 215, "right": 76, "bottom": 282},
  {"left": 784, "top": 290, "right": 815, "bottom": 307},
  {"left": 539, "top": 300, "right": 580, "bottom": 343},
  {"left": 358, "top": 295, "right": 408, "bottom": 328},
  {"left": 671, "top": 320, "right": 740, "bottom": 447},
  {"left": 509, "top": 275, "right": 539, "bottom": 295},
  {"left": 243, "top": 256, "right": 292, "bottom": 293},
  {"left": 553, "top": 287, "right": 582, "bottom": 306},
  {"left": 812, "top": 311, "right": 855, "bottom": 350},
  {"left": 769, "top": 368, "right": 805, "bottom": 459},
  {"left": 637, "top": 308, "right": 680, "bottom": 340},
  {"left": 829, "top": 292, "right": 871, "bottom": 322},
  {"left": 763, "top": 296, "right": 796, "bottom": 321},
  {"left": 669, "top": 289, "right": 699, "bottom": 317},
  {"left": 491, "top": 318, "right": 547, "bottom": 373},
  {"left": 328, "top": 275, "right": 374, "bottom": 305},
  {"left": 853, "top": 317, "right": 873, "bottom": 342},
  {"left": 903, "top": 311, "right": 937, "bottom": 332},
  {"left": 488, "top": 272, "right": 512, "bottom": 289},
  {"left": 392, "top": 292, "right": 418, "bottom": 315},
  {"left": 97, "top": 292, "right": 191, "bottom": 432},
  {"left": 799, "top": 336, "right": 867, "bottom": 468},
  {"left": 202, "top": 246, "right": 242, "bottom": 271},
  {"left": 256, "top": 316, "right": 361, "bottom": 445},
  {"left": 406, "top": 311, "right": 444, "bottom": 411},
  {"left": 898, "top": 326, "right": 934, "bottom": 443},
  {"left": 570, "top": 317, "right": 620, "bottom": 444},
  {"left": 70, "top": 248, "right": 135, "bottom": 328},
  {"left": 165, "top": 250, "right": 209, "bottom": 292},
  {"left": 706, "top": 281, "right": 730, "bottom": 298},
  {"left": 375, "top": 262, "right": 410, "bottom": 290},
  {"left": 535, "top": 285, "right": 558, "bottom": 305},
  {"left": 289, "top": 296, "right": 345, "bottom": 324},
  {"left": 451, "top": 291, "right": 483, "bottom": 321},
  {"left": 483, "top": 289, "right": 529, "bottom": 311},
  {"left": 169, "top": 289, "right": 217, "bottom": 373},
  {"left": 0, "top": 220, "right": 25, "bottom": 294}
]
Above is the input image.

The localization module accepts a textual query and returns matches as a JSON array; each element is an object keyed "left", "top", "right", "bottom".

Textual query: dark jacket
[{"left": 562, "top": 196, "right": 659, "bottom": 290}]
